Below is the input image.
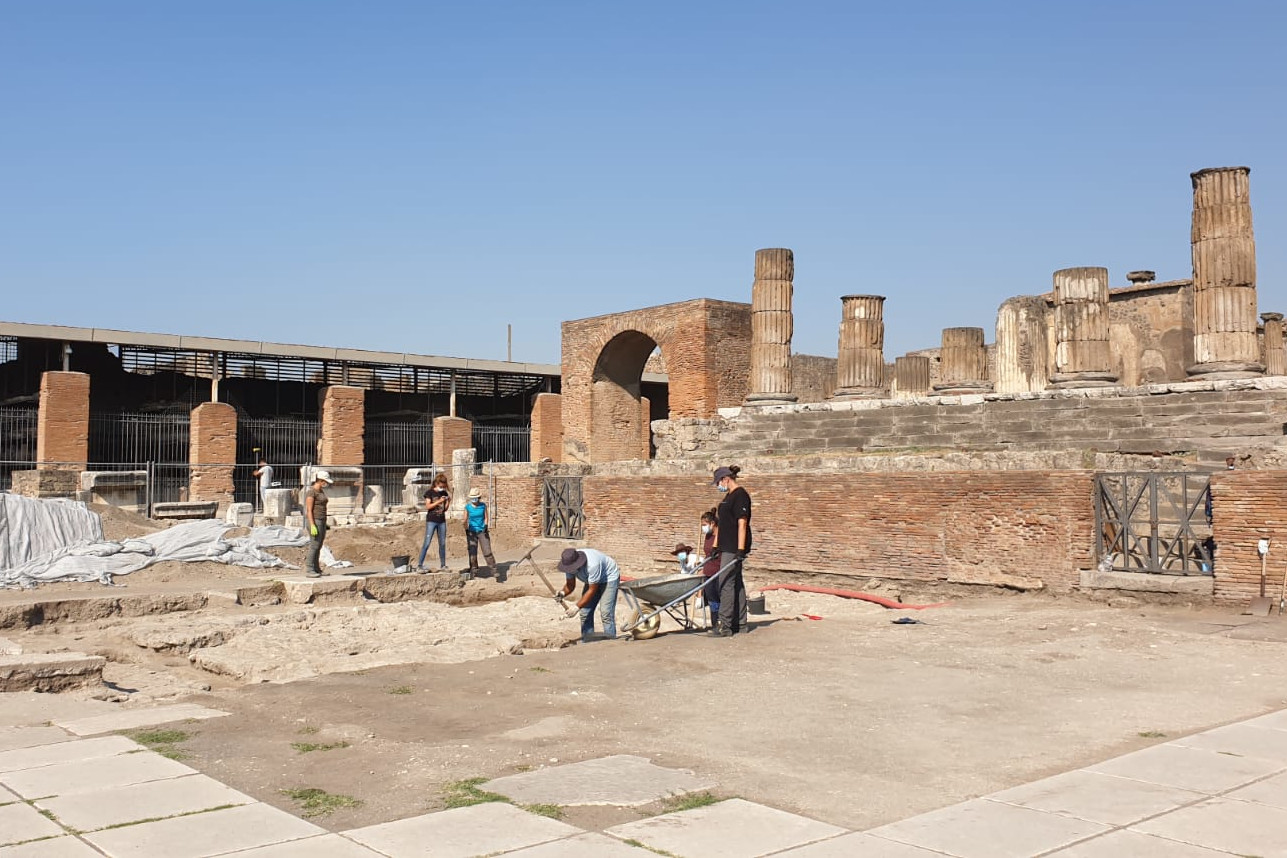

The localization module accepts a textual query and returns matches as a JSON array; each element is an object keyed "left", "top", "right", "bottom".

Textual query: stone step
[{"left": 0, "top": 652, "right": 105, "bottom": 692}]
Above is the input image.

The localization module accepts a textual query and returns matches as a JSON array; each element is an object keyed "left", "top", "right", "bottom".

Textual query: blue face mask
[
  {"left": 717, "top": 484, "right": 729, "bottom": 493},
  {"left": 677, "top": 552, "right": 688, "bottom": 563}
]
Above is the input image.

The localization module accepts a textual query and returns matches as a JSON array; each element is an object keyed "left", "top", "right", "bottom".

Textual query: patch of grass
[
  {"left": 387, "top": 685, "right": 414, "bottom": 695},
  {"left": 291, "top": 740, "right": 350, "bottom": 754},
  {"left": 659, "top": 791, "right": 722, "bottom": 813},
  {"left": 126, "top": 728, "right": 192, "bottom": 761},
  {"left": 155, "top": 747, "right": 191, "bottom": 761},
  {"left": 1137, "top": 730, "right": 1167, "bottom": 738},
  {"left": 297, "top": 725, "right": 320, "bottom": 735},
  {"left": 513, "top": 764, "right": 534, "bottom": 773},
  {"left": 280, "top": 788, "right": 363, "bottom": 818},
  {"left": 624, "top": 839, "right": 680, "bottom": 857},
  {"left": 522, "top": 803, "right": 564, "bottom": 819},
  {"left": 442, "top": 777, "right": 508, "bottom": 809},
  {"left": 528, "top": 666, "right": 550, "bottom": 673}
]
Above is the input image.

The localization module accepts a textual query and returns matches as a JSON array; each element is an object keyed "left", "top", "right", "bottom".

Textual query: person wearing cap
[
  {"left": 712, "top": 464, "right": 751, "bottom": 636},
  {"left": 556, "top": 547, "right": 621, "bottom": 642},
  {"left": 304, "top": 470, "right": 333, "bottom": 579},
  {"left": 669, "top": 542, "right": 699, "bottom": 574},
  {"left": 464, "top": 487, "right": 497, "bottom": 580}
]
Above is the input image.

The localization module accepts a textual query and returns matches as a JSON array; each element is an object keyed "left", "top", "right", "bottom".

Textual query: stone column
[
  {"left": 892, "top": 355, "right": 931, "bottom": 399},
  {"left": 1261, "top": 312, "right": 1286, "bottom": 376},
  {"left": 433, "top": 415, "right": 473, "bottom": 465},
  {"left": 189, "top": 402, "right": 236, "bottom": 512},
  {"left": 318, "top": 386, "right": 365, "bottom": 466},
  {"left": 933, "top": 328, "right": 993, "bottom": 394},
  {"left": 35, "top": 371, "right": 89, "bottom": 471},
  {"left": 1049, "top": 267, "right": 1118, "bottom": 388},
  {"left": 529, "top": 393, "right": 562, "bottom": 462},
  {"left": 1188, "top": 166, "right": 1263, "bottom": 378},
  {"left": 832, "top": 295, "right": 885, "bottom": 399},
  {"left": 994, "top": 295, "right": 1052, "bottom": 394},
  {"left": 745, "top": 248, "right": 797, "bottom": 405}
]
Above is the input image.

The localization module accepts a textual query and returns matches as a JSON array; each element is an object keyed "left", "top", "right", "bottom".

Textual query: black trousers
[{"left": 717, "top": 551, "right": 748, "bottom": 633}]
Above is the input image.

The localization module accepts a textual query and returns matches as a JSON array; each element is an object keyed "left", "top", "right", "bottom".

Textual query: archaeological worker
[
  {"left": 303, "top": 470, "right": 333, "bottom": 579},
  {"left": 711, "top": 465, "right": 751, "bottom": 637}
]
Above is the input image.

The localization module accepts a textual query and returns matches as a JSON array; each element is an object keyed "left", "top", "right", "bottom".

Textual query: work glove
[
  {"left": 309, "top": 524, "right": 318, "bottom": 537},
  {"left": 553, "top": 593, "right": 565, "bottom": 604},
  {"left": 564, "top": 604, "right": 581, "bottom": 618}
]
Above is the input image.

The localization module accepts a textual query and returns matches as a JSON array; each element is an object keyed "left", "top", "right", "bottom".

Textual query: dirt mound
[
  {"left": 326, "top": 519, "right": 426, "bottom": 567},
  {"left": 92, "top": 504, "right": 169, "bottom": 542}
]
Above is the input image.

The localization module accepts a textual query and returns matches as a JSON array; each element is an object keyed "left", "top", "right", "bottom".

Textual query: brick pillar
[
  {"left": 1261, "top": 312, "right": 1285, "bottom": 376},
  {"left": 892, "top": 355, "right": 931, "bottom": 399},
  {"left": 832, "top": 295, "right": 885, "bottom": 399},
  {"left": 640, "top": 395, "right": 652, "bottom": 460},
  {"left": 934, "top": 327, "right": 993, "bottom": 394},
  {"left": 318, "top": 386, "right": 365, "bottom": 465},
  {"left": 433, "top": 415, "right": 473, "bottom": 465},
  {"left": 529, "top": 393, "right": 563, "bottom": 462},
  {"left": 189, "top": 402, "right": 236, "bottom": 511},
  {"left": 745, "top": 247, "right": 797, "bottom": 406},
  {"left": 1049, "top": 267, "right": 1117, "bottom": 389},
  {"left": 36, "top": 371, "right": 89, "bottom": 470},
  {"left": 1188, "top": 166, "right": 1263, "bottom": 378}
]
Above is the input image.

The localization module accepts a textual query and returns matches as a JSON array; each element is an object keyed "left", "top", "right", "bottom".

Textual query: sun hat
[
  {"left": 670, "top": 543, "right": 694, "bottom": 555},
  {"left": 314, "top": 469, "right": 333, "bottom": 484},
  {"left": 468, "top": 488, "right": 482, "bottom": 500},
  {"left": 557, "top": 548, "right": 586, "bottom": 574}
]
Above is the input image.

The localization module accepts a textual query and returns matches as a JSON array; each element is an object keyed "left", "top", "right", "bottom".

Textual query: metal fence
[
  {"left": 0, "top": 407, "right": 37, "bottom": 491},
  {"left": 88, "top": 412, "right": 190, "bottom": 467},
  {"left": 474, "top": 424, "right": 530, "bottom": 463},
  {"left": 235, "top": 418, "right": 320, "bottom": 506}
]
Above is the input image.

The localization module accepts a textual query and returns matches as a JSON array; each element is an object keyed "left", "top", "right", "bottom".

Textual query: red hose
[{"left": 758, "top": 584, "right": 948, "bottom": 610}]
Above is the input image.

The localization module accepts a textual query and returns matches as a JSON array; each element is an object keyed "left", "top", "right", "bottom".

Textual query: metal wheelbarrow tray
[{"left": 620, "top": 573, "right": 709, "bottom": 640}]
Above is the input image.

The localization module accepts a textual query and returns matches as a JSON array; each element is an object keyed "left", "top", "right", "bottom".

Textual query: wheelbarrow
[{"left": 620, "top": 573, "right": 710, "bottom": 640}]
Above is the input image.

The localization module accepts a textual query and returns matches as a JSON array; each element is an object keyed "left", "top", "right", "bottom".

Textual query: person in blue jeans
[
  {"left": 556, "top": 547, "right": 621, "bottom": 642},
  {"left": 464, "top": 488, "right": 496, "bottom": 580},
  {"left": 417, "top": 473, "right": 450, "bottom": 572}
]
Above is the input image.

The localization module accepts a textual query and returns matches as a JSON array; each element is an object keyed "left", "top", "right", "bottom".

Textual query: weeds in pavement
[
  {"left": 528, "top": 666, "right": 550, "bottom": 673},
  {"left": 387, "top": 685, "right": 414, "bottom": 695},
  {"left": 522, "top": 803, "right": 564, "bottom": 819},
  {"left": 280, "top": 788, "right": 363, "bottom": 817},
  {"left": 297, "top": 725, "right": 320, "bottom": 735},
  {"left": 442, "top": 778, "right": 508, "bottom": 808},
  {"left": 291, "top": 741, "right": 350, "bottom": 754},
  {"left": 660, "top": 792, "right": 722, "bottom": 813},
  {"left": 1137, "top": 731, "right": 1167, "bottom": 738},
  {"left": 127, "top": 729, "right": 192, "bottom": 760},
  {"left": 624, "top": 839, "right": 680, "bottom": 857}
]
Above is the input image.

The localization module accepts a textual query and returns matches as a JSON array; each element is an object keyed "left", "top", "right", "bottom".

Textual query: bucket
[
  {"left": 747, "top": 594, "right": 767, "bottom": 615},
  {"left": 391, "top": 554, "right": 410, "bottom": 569}
]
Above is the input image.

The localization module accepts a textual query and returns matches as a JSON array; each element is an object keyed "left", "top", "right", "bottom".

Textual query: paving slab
[
  {"left": 1133, "top": 796, "right": 1287, "bottom": 856},
  {"left": 482, "top": 755, "right": 715, "bottom": 806},
  {"left": 219, "top": 834, "right": 386, "bottom": 856},
  {"left": 84, "top": 801, "right": 324, "bottom": 858},
  {"left": 987, "top": 769, "right": 1205, "bottom": 826},
  {"left": 772, "top": 831, "right": 950, "bottom": 856},
  {"left": 1170, "top": 721, "right": 1287, "bottom": 763},
  {"left": 37, "top": 773, "right": 253, "bottom": 832},
  {"left": 0, "top": 735, "right": 137, "bottom": 774},
  {"left": 0, "top": 801, "right": 64, "bottom": 846},
  {"left": 0, "top": 727, "right": 72, "bottom": 755},
  {"left": 498, "top": 831, "right": 661, "bottom": 857},
  {"left": 54, "top": 703, "right": 230, "bottom": 737},
  {"left": 344, "top": 802, "right": 583, "bottom": 858},
  {"left": 0, "top": 784, "right": 18, "bottom": 805},
  {"left": 866, "top": 798, "right": 1108, "bottom": 858},
  {"left": 1046, "top": 828, "right": 1237, "bottom": 857},
  {"left": 1085, "top": 742, "right": 1286, "bottom": 793},
  {"left": 1, "top": 748, "right": 195, "bottom": 799},
  {"left": 1226, "top": 769, "right": 1287, "bottom": 810},
  {"left": 1243, "top": 708, "right": 1287, "bottom": 731},
  {"left": 605, "top": 798, "right": 847, "bottom": 858},
  {"left": 0, "top": 836, "right": 107, "bottom": 857}
]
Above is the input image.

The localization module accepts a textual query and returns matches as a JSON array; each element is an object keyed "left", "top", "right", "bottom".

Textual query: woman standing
[
  {"left": 700, "top": 507, "right": 721, "bottom": 625},
  {"left": 712, "top": 465, "right": 750, "bottom": 637},
  {"left": 304, "top": 470, "right": 333, "bottom": 579},
  {"left": 417, "top": 473, "right": 451, "bottom": 572}
]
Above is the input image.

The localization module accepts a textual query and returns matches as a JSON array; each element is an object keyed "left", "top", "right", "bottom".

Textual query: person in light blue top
[
  {"left": 556, "top": 547, "right": 621, "bottom": 642},
  {"left": 463, "top": 488, "right": 496, "bottom": 581}
]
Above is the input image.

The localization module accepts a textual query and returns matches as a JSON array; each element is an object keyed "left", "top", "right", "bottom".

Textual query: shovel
[
  {"left": 1279, "top": 556, "right": 1287, "bottom": 616},
  {"left": 1248, "top": 552, "right": 1273, "bottom": 616},
  {"left": 512, "top": 545, "right": 568, "bottom": 613}
]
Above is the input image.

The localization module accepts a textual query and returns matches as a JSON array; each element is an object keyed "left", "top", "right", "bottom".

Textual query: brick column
[
  {"left": 189, "top": 402, "right": 236, "bottom": 511},
  {"left": 529, "top": 393, "right": 563, "bottom": 462},
  {"left": 933, "top": 327, "right": 993, "bottom": 394},
  {"left": 745, "top": 247, "right": 797, "bottom": 406},
  {"left": 36, "top": 371, "right": 89, "bottom": 471},
  {"left": 1261, "top": 312, "right": 1285, "bottom": 376},
  {"left": 832, "top": 295, "right": 885, "bottom": 399},
  {"left": 1048, "top": 267, "right": 1117, "bottom": 389},
  {"left": 892, "top": 355, "right": 931, "bottom": 399},
  {"left": 1188, "top": 166, "right": 1263, "bottom": 378},
  {"left": 640, "top": 395, "right": 652, "bottom": 460},
  {"left": 318, "top": 386, "right": 365, "bottom": 465},
  {"left": 433, "top": 415, "right": 473, "bottom": 465}
]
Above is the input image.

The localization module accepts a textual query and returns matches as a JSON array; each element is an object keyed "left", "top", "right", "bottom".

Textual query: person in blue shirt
[
  {"left": 556, "top": 547, "right": 621, "bottom": 642},
  {"left": 464, "top": 488, "right": 497, "bottom": 581}
]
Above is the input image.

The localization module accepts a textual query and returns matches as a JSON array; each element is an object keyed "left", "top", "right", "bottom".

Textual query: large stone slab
[
  {"left": 0, "top": 727, "right": 71, "bottom": 754},
  {"left": 988, "top": 769, "right": 1204, "bottom": 826},
  {"left": 1226, "top": 769, "right": 1287, "bottom": 810},
  {"left": 1085, "top": 742, "right": 1286, "bottom": 793},
  {"left": 344, "top": 802, "right": 582, "bottom": 858},
  {"left": 1170, "top": 722, "right": 1287, "bottom": 763},
  {"left": 1, "top": 748, "right": 194, "bottom": 799},
  {"left": 0, "top": 735, "right": 136, "bottom": 774},
  {"left": 154, "top": 833, "right": 384, "bottom": 857},
  {"left": 84, "top": 802, "right": 324, "bottom": 858},
  {"left": 1242, "top": 707, "right": 1287, "bottom": 731},
  {"left": 483, "top": 755, "right": 715, "bottom": 806},
  {"left": 281, "top": 577, "right": 364, "bottom": 605},
  {"left": 36, "top": 773, "right": 252, "bottom": 832},
  {"left": 1046, "top": 828, "right": 1235, "bottom": 857},
  {"left": 54, "top": 703, "right": 229, "bottom": 737},
  {"left": 0, "top": 836, "right": 107, "bottom": 857},
  {"left": 772, "top": 832, "right": 948, "bottom": 856},
  {"left": 0, "top": 653, "right": 105, "bottom": 693},
  {"left": 1133, "top": 796, "right": 1287, "bottom": 856},
  {"left": 606, "top": 798, "right": 846, "bottom": 858},
  {"left": 501, "top": 832, "right": 658, "bottom": 857},
  {"left": 0, "top": 802, "right": 63, "bottom": 847},
  {"left": 866, "top": 798, "right": 1108, "bottom": 858},
  {"left": 0, "top": 784, "right": 17, "bottom": 804}
]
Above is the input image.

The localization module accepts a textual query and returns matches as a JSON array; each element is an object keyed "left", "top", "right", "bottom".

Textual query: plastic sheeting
[{"left": 0, "top": 494, "right": 103, "bottom": 571}]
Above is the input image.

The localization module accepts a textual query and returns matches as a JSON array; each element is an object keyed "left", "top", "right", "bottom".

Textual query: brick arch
[{"left": 561, "top": 299, "right": 752, "bottom": 463}]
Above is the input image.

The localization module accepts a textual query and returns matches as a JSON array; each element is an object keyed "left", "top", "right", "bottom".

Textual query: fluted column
[
  {"left": 1188, "top": 166, "right": 1263, "bottom": 378},
  {"left": 832, "top": 295, "right": 885, "bottom": 399},
  {"left": 745, "top": 248, "right": 798, "bottom": 405},
  {"left": 1049, "top": 267, "right": 1118, "bottom": 388},
  {"left": 1262, "top": 312, "right": 1286, "bottom": 376},
  {"left": 892, "top": 355, "right": 931, "bottom": 399},
  {"left": 933, "top": 327, "right": 992, "bottom": 394}
]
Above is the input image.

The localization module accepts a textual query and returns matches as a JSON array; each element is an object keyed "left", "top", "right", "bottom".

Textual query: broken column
[
  {"left": 1262, "top": 313, "right": 1286, "bottom": 376},
  {"left": 1188, "top": 166, "right": 1264, "bottom": 378},
  {"left": 36, "top": 371, "right": 89, "bottom": 471},
  {"left": 745, "top": 248, "right": 797, "bottom": 405},
  {"left": 933, "top": 328, "right": 993, "bottom": 394},
  {"left": 832, "top": 295, "right": 885, "bottom": 399},
  {"left": 891, "top": 355, "right": 931, "bottom": 399},
  {"left": 994, "top": 295, "right": 1052, "bottom": 394},
  {"left": 318, "top": 386, "right": 366, "bottom": 466},
  {"left": 189, "top": 402, "right": 237, "bottom": 512},
  {"left": 1049, "top": 267, "right": 1118, "bottom": 388}
]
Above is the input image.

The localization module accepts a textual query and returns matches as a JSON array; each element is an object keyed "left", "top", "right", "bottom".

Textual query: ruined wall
[
  {"left": 1209, "top": 470, "right": 1287, "bottom": 602},
  {"left": 529, "top": 393, "right": 563, "bottom": 462},
  {"left": 1108, "top": 280, "right": 1193, "bottom": 387},
  {"left": 189, "top": 402, "right": 236, "bottom": 510},
  {"left": 318, "top": 386, "right": 365, "bottom": 465},
  {"left": 36, "top": 371, "right": 89, "bottom": 469},
  {"left": 790, "top": 354, "right": 837, "bottom": 402},
  {"left": 433, "top": 416, "right": 473, "bottom": 465}
]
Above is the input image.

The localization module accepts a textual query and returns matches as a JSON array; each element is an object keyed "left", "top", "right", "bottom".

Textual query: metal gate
[
  {"left": 1094, "top": 472, "right": 1213, "bottom": 576},
  {"left": 542, "top": 476, "right": 584, "bottom": 539},
  {"left": 88, "top": 412, "right": 191, "bottom": 504}
]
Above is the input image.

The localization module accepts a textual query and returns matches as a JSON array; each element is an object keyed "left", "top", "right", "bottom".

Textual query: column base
[
  {"left": 744, "top": 393, "right": 799, "bottom": 406},
  {"left": 931, "top": 382, "right": 994, "bottom": 395},
  {"left": 1186, "top": 361, "right": 1265, "bottom": 380},
  {"left": 1048, "top": 372, "right": 1119, "bottom": 389},
  {"left": 831, "top": 387, "right": 884, "bottom": 400}
]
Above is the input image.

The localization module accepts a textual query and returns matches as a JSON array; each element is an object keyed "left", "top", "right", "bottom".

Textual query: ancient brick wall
[
  {"left": 36, "top": 371, "right": 89, "bottom": 469},
  {"left": 189, "top": 402, "right": 236, "bottom": 510},
  {"left": 529, "top": 393, "right": 563, "bottom": 462},
  {"left": 433, "top": 416, "right": 473, "bottom": 465},
  {"left": 318, "top": 386, "right": 365, "bottom": 465},
  {"left": 579, "top": 472, "right": 1095, "bottom": 589},
  {"left": 1210, "top": 471, "right": 1287, "bottom": 602},
  {"left": 468, "top": 465, "right": 543, "bottom": 544}
]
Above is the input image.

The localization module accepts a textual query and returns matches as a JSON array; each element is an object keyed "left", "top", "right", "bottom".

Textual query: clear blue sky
[{"left": 2, "top": 1, "right": 1284, "bottom": 367}]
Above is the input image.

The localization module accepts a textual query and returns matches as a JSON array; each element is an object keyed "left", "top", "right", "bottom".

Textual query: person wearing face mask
[
  {"left": 711, "top": 465, "right": 750, "bottom": 637},
  {"left": 669, "top": 542, "right": 700, "bottom": 574},
  {"left": 699, "top": 508, "right": 721, "bottom": 625},
  {"left": 464, "top": 487, "right": 497, "bottom": 581}
]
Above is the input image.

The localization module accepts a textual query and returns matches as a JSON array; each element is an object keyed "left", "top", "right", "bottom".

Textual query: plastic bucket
[
  {"left": 391, "top": 554, "right": 410, "bottom": 569},
  {"left": 747, "top": 594, "right": 767, "bottom": 615}
]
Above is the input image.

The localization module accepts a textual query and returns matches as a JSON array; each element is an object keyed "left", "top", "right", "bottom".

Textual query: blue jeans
[
  {"left": 418, "top": 520, "right": 447, "bottom": 568},
  {"left": 578, "top": 576, "right": 619, "bottom": 640}
]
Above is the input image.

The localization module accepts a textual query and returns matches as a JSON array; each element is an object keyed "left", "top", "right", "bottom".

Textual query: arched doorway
[{"left": 591, "top": 331, "right": 659, "bottom": 462}]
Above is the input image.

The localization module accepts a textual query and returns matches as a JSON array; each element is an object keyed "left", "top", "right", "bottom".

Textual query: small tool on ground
[{"left": 1249, "top": 539, "right": 1272, "bottom": 616}]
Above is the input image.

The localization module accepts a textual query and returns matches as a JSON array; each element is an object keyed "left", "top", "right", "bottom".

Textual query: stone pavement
[{"left": 1, "top": 706, "right": 1286, "bottom": 856}]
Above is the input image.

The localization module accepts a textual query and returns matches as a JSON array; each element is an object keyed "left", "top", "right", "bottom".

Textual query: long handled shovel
[
  {"left": 1279, "top": 556, "right": 1287, "bottom": 616},
  {"left": 1250, "top": 552, "right": 1273, "bottom": 616},
  {"left": 512, "top": 545, "right": 568, "bottom": 614}
]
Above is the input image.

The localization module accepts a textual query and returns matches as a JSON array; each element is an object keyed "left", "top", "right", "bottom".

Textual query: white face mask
[
  {"left": 677, "top": 552, "right": 688, "bottom": 563},
  {"left": 701, "top": 524, "right": 711, "bottom": 535}
]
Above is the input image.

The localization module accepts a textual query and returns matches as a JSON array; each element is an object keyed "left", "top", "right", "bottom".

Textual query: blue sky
[{"left": 2, "top": 1, "right": 1284, "bottom": 367}]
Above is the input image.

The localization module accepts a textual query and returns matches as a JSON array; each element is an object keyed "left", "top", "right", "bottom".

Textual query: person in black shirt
[
  {"left": 417, "top": 473, "right": 451, "bottom": 572},
  {"left": 712, "top": 464, "right": 751, "bottom": 636}
]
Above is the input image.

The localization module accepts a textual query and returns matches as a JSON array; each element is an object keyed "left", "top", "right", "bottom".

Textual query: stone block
[
  {"left": 9, "top": 468, "right": 79, "bottom": 499},
  {"left": 403, "top": 467, "right": 437, "bottom": 507},
  {"left": 363, "top": 484, "right": 384, "bottom": 514},
  {"left": 1080, "top": 569, "right": 1213, "bottom": 594},
  {"left": 79, "top": 470, "right": 147, "bottom": 513},
  {"left": 225, "top": 502, "right": 255, "bottom": 527},
  {"left": 264, "top": 487, "right": 297, "bottom": 520},
  {"left": 301, "top": 465, "right": 363, "bottom": 516},
  {"left": 152, "top": 501, "right": 219, "bottom": 521},
  {"left": 0, "top": 652, "right": 105, "bottom": 693}
]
